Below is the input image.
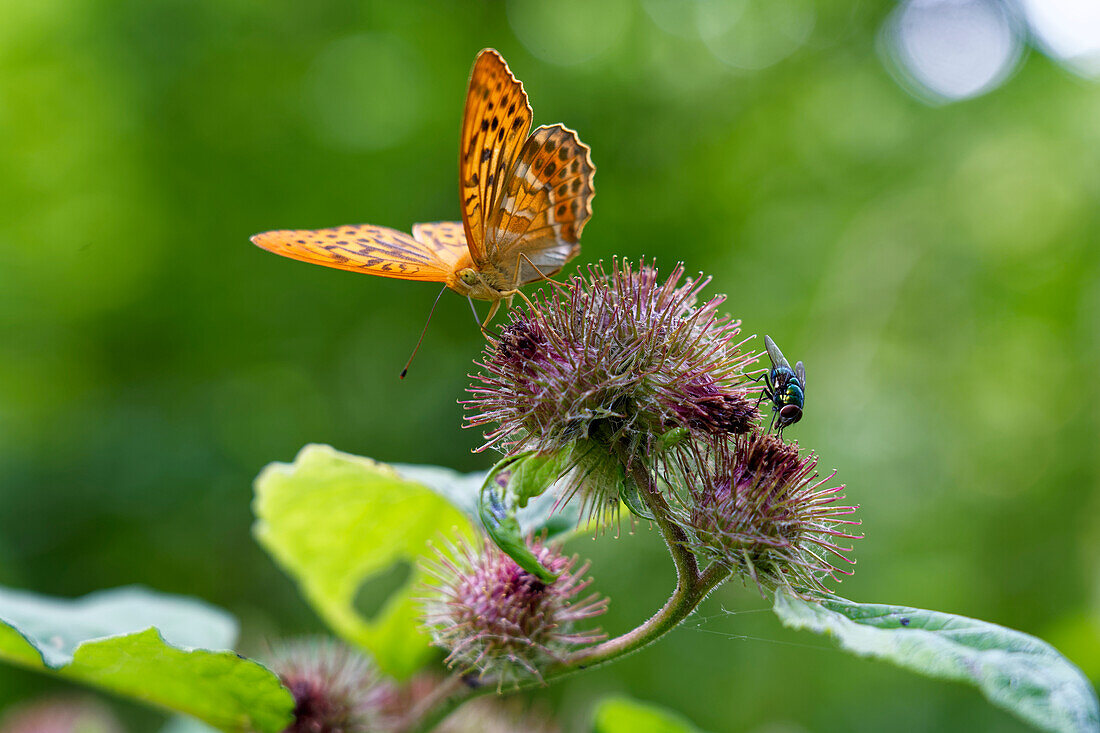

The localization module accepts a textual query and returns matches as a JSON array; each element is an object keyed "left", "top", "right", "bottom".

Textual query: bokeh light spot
[
  {"left": 699, "top": 0, "right": 815, "bottom": 71},
  {"left": 642, "top": 0, "right": 726, "bottom": 39},
  {"left": 302, "top": 33, "right": 424, "bottom": 151},
  {"left": 1020, "top": 0, "right": 1100, "bottom": 78},
  {"left": 507, "top": 0, "right": 632, "bottom": 66},
  {"left": 881, "top": 0, "right": 1024, "bottom": 104},
  {"left": 949, "top": 133, "right": 1085, "bottom": 257}
]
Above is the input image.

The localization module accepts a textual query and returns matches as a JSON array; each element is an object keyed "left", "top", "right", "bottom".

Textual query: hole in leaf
[{"left": 352, "top": 561, "right": 412, "bottom": 621}]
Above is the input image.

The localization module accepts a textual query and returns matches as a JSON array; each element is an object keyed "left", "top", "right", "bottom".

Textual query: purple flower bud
[
  {"left": 266, "top": 639, "right": 388, "bottom": 733},
  {"left": 420, "top": 537, "right": 607, "bottom": 688},
  {"left": 683, "top": 432, "right": 862, "bottom": 596},
  {"left": 0, "top": 698, "right": 122, "bottom": 733},
  {"left": 465, "top": 259, "right": 759, "bottom": 516},
  {"left": 436, "top": 698, "right": 561, "bottom": 733}
]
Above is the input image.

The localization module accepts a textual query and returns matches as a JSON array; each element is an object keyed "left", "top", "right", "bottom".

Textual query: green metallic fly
[{"left": 757, "top": 335, "right": 805, "bottom": 435}]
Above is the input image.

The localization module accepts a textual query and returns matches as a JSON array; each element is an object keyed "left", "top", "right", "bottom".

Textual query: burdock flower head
[
  {"left": 683, "top": 431, "right": 861, "bottom": 596},
  {"left": 0, "top": 698, "right": 122, "bottom": 733},
  {"left": 466, "top": 259, "right": 758, "bottom": 514},
  {"left": 266, "top": 638, "right": 388, "bottom": 733},
  {"left": 421, "top": 536, "right": 607, "bottom": 688}
]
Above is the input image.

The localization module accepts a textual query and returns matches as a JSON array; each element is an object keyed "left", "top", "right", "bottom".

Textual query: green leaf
[
  {"left": 477, "top": 451, "right": 575, "bottom": 583},
  {"left": 160, "top": 719, "right": 220, "bottom": 733},
  {"left": 619, "top": 471, "right": 655, "bottom": 521},
  {"left": 394, "top": 462, "right": 580, "bottom": 541},
  {"left": 592, "top": 696, "right": 704, "bottom": 733},
  {"left": 0, "top": 585, "right": 293, "bottom": 733},
  {"left": 774, "top": 589, "right": 1100, "bottom": 733},
  {"left": 253, "top": 444, "right": 475, "bottom": 679}
]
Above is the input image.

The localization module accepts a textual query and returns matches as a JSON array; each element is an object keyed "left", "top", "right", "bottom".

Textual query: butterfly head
[
  {"left": 449, "top": 266, "right": 504, "bottom": 302},
  {"left": 457, "top": 268, "right": 479, "bottom": 287}
]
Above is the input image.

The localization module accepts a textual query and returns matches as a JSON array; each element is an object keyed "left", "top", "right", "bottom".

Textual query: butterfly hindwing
[
  {"left": 485, "top": 123, "right": 595, "bottom": 288},
  {"left": 251, "top": 225, "right": 452, "bottom": 281},
  {"left": 412, "top": 221, "right": 471, "bottom": 270},
  {"left": 460, "top": 49, "right": 533, "bottom": 264}
]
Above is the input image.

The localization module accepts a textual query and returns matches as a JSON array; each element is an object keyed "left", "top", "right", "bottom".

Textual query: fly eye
[{"left": 780, "top": 405, "right": 802, "bottom": 420}]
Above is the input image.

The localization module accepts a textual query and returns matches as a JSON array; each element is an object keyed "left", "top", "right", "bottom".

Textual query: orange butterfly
[{"left": 251, "top": 49, "right": 595, "bottom": 325}]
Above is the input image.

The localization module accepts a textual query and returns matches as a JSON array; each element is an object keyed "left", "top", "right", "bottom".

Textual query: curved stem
[
  {"left": 622, "top": 450, "right": 699, "bottom": 586},
  {"left": 407, "top": 446, "right": 731, "bottom": 733}
]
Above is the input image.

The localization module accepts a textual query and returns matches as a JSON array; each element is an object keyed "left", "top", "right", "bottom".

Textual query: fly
[{"left": 757, "top": 335, "right": 805, "bottom": 435}]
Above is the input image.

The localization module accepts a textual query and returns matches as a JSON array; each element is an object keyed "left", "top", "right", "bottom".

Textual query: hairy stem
[{"left": 407, "top": 446, "right": 731, "bottom": 733}]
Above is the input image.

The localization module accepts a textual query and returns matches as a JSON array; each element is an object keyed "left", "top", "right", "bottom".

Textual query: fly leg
[{"left": 754, "top": 370, "right": 775, "bottom": 409}]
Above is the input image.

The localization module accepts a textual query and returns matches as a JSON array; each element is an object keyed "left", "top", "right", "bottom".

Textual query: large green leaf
[
  {"left": 160, "top": 718, "right": 220, "bottom": 733},
  {"left": 405, "top": 455, "right": 585, "bottom": 583},
  {"left": 592, "top": 696, "right": 704, "bottom": 733},
  {"left": 394, "top": 460, "right": 581, "bottom": 540},
  {"left": 0, "top": 585, "right": 293, "bottom": 733},
  {"left": 775, "top": 589, "right": 1100, "bottom": 733},
  {"left": 253, "top": 444, "right": 475, "bottom": 679}
]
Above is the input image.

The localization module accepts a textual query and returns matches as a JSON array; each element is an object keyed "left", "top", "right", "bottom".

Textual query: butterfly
[{"left": 251, "top": 48, "right": 596, "bottom": 326}]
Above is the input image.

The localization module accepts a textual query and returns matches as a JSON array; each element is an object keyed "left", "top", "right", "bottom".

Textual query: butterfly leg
[
  {"left": 495, "top": 253, "right": 568, "bottom": 315},
  {"left": 515, "top": 252, "right": 569, "bottom": 292},
  {"left": 511, "top": 289, "right": 538, "bottom": 313},
  {"left": 481, "top": 298, "right": 502, "bottom": 329}
]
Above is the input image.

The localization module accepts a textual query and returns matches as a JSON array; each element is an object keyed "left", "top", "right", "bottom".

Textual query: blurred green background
[{"left": 1, "top": 0, "right": 1098, "bottom": 730}]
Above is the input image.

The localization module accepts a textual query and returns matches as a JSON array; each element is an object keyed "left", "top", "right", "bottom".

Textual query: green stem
[{"left": 407, "top": 446, "right": 731, "bottom": 733}]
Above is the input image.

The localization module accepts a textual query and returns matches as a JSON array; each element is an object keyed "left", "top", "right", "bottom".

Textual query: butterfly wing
[
  {"left": 460, "top": 49, "right": 533, "bottom": 264},
  {"left": 411, "top": 221, "right": 473, "bottom": 270},
  {"left": 251, "top": 224, "right": 458, "bottom": 282},
  {"left": 484, "top": 123, "right": 596, "bottom": 287}
]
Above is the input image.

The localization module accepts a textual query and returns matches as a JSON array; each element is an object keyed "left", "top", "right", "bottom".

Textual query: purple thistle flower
[
  {"left": 437, "top": 698, "right": 561, "bottom": 733},
  {"left": 0, "top": 698, "right": 122, "bottom": 733},
  {"left": 266, "top": 638, "right": 388, "bottom": 733},
  {"left": 420, "top": 536, "right": 607, "bottom": 689},
  {"left": 465, "top": 259, "right": 758, "bottom": 516},
  {"left": 682, "top": 431, "right": 862, "bottom": 597}
]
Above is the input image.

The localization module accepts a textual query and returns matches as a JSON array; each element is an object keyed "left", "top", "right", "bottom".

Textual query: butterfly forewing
[
  {"left": 251, "top": 225, "right": 454, "bottom": 281},
  {"left": 460, "top": 49, "right": 533, "bottom": 263},
  {"left": 252, "top": 49, "right": 592, "bottom": 308},
  {"left": 486, "top": 123, "right": 595, "bottom": 287}
]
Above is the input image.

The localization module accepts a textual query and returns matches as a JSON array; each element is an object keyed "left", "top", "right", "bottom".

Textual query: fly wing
[
  {"left": 764, "top": 335, "right": 792, "bottom": 372},
  {"left": 795, "top": 360, "right": 806, "bottom": 387}
]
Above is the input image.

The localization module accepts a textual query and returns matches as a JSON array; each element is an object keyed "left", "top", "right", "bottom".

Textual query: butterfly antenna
[{"left": 399, "top": 285, "right": 448, "bottom": 380}]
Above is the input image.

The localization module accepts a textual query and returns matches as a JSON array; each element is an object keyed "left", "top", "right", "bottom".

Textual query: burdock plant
[
  {"left": 406, "top": 259, "right": 1095, "bottom": 733},
  {"left": 1, "top": 258, "right": 1092, "bottom": 733},
  {"left": 421, "top": 536, "right": 607, "bottom": 688},
  {"left": 465, "top": 259, "right": 760, "bottom": 521},
  {"left": 444, "top": 261, "right": 859, "bottom": 684}
]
